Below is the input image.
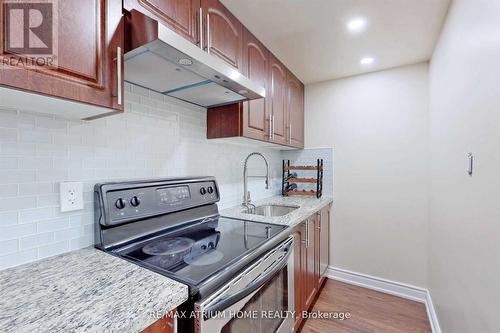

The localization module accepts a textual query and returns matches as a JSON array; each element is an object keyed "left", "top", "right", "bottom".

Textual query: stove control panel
[{"left": 96, "top": 178, "right": 220, "bottom": 226}]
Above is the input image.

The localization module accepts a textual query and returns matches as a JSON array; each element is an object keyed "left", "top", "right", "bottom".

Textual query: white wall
[
  {"left": 428, "top": 0, "right": 500, "bottom": 331},
  {"left": 0, "top": 84, "right": 282, "bottom": 270},
  {"left": 305, "top": 63, "right": 429, "bottom": 287}
]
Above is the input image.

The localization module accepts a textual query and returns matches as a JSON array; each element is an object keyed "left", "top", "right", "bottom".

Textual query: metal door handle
[
  {"left": 305, "top": 219, "right": 309, "bottom": 248},
  {"left": 206, "top": 12, "right": 211, "bottom": 53},
  {"left": 268, "top": 115, "right": 273, "bottom": 140},
  {"left": 199, "top": 8, "right": 203, "bottom": 49},
  {"left": 116, "top": 47, "right": 122, "bottom": 105},
  {"left": 272, "top": 115, "right": 275, "bottom": 140},
  {"left": 467, "top": 153, "right": 474, "bottom": 176}
]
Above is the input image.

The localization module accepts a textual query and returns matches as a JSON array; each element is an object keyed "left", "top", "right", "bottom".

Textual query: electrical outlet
[{"left": 60, "top": 182, "right": 84, "bottom": 212}]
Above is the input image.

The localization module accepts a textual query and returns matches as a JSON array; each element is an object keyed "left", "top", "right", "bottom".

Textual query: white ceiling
[{"left": 221, "top": 0, "right": 451, "bottom": 83}]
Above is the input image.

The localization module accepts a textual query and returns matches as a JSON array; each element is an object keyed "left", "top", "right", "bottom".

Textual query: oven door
[{"left": 194, "top": 236, "right": 294, "bottom": 333}]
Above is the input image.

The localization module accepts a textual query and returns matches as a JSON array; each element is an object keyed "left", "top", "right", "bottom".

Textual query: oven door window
[{"left": 221, "top": 267, "right": 288, "bottom": 333}]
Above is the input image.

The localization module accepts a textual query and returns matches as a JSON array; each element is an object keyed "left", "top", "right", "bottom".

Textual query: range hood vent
[{"left": 124, "top": 10, "right": 265, "bottom": 108}]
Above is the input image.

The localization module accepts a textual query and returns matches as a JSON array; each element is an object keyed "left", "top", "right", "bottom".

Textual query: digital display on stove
[{"left": 157, "top": 186, "right": 191, "bottom": 205}]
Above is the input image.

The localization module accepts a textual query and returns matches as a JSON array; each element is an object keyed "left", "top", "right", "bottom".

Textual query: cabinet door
[
  {"left": 141, "top": 315, "right": 175, "bottom": 333},
  {"left": 242, "top": 28, "right": 269, "bottom": 141},
  {"left": 201, "top": 0, "right": 242, "bottom": 70},
  {"left": 130, "top": 0, "right": 200, "bottom": 45},
  {"left": 268, "top": 53, "right": 287, "bottom": 145},
  {"left": 0, "top": 0, "right": 124, "bottom": 113},
  {"left": 286, "top": 71, "right": 305, "bottom": 148},
  {"left": 293, "top": 223, "right": 307, "bottom": 330},
  {"left": 305, "top": 218, "right": 317, "bottom": 309},
  {"left": 319, "top": 207, "right": 330, "bottom": 280}
]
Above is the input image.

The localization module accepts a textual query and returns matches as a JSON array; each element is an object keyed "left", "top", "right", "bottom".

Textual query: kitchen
[{"left": 0, "top": 0, "right": 498, "bottom": 333}]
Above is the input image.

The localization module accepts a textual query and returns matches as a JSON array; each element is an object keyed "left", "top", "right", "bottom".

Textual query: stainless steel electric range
[{"left": 94, "top": 177, "right": 294, "bottom": 333}]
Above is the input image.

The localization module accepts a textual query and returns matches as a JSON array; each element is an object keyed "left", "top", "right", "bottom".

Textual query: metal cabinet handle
[
  {"left": 116, "top": 47, "right": 122, "bottom": 106},
  {"left": 270, "top": 116, "right": 273, "bottom": 139},
  {"left": 289, "top": 124, "right": 292, "bottom": 144},
  {"left": 305, "top": 219, "right": 309, "bottom": 248},
  {"left": 199, "top": 8, "right": 203, "bottom": 49},
  {"left": 206, "top": 12, "right": 211, "bottom": 53},
  {"left": 272, "top": 115, "right": 275, "bottom": 140}
]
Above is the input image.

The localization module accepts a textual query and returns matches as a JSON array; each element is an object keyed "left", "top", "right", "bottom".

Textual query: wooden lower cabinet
[
  {"left": 141, "top": 314, "right": 175, "bottom": 333},
  {"left": 294, "top": 205, "right": 331, "bottom": 331}
]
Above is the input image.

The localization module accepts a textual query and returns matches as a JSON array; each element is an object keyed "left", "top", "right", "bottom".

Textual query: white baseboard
[{"left": 326, "top": 266, "right": 441, "bottom": 333}]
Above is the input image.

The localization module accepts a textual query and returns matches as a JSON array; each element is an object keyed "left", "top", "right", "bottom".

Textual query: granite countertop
[
  {"left": 221, "top": 195, "right": 333, "bottom": 227},
  {"left": 0, "top": 248, "right": 188, "bottom": 333}
]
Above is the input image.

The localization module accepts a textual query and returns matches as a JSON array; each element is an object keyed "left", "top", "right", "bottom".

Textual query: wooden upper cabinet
[
  {"left": 286, "top": 70, "right": 305, "bottom": 148},
  {"left": 0, "top": 0, "right": 124, "bottom": 114},
  {"left": 268, "top": 53, "right": 287, "bottom": 145},
  {"left": 125, "top": 0, "right": 200, "bottom": 45},
  {"left": 201, "top": 0, "right": 243, "bottom": 71},
  {"left": 242, "top": 28, "right": 269, "bottom": 141}
]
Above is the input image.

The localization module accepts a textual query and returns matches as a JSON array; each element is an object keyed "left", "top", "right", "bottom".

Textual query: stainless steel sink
[{"left": 243, "top": 204, "right": 299, "bottom": 217}]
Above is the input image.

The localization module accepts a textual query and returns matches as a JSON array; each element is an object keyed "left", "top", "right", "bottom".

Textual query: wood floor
[{"left": 301, "top": 280, "right": 431, "bottom": 333}]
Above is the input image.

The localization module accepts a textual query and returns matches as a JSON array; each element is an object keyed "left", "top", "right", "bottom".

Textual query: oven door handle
[{"left": 203, "top": 241, "right": 293, "bottom": 320}]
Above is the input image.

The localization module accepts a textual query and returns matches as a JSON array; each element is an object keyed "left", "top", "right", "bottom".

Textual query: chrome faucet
[{"left": 243, "top": 152, "right": 270, "bottom": 210}]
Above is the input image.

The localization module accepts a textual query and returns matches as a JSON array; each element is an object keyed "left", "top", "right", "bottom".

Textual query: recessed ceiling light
[
  {"left": 347, "top": 18, "right": 367, "bottom": 33},
  {"left": 360, "top": 57, "right": 374, "bottom": 65}
]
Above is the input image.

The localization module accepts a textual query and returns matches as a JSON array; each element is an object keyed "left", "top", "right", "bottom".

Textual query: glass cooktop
[{"left": 116, "top": 216, "right": 287, "bottom": 286}]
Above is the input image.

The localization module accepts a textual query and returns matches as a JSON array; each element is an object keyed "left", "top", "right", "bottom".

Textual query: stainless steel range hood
[{"left": 124, "top": 10, "right": 265, "bottom": 108}]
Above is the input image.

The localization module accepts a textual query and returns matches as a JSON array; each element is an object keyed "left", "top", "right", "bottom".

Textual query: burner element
[{"left": 142, "top": 237, "right": 194, "bottom": 256}]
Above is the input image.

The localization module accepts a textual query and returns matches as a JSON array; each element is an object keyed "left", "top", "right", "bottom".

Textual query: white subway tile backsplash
[
  {"left": 38, "top": 241, "right": 70, "bottom": 259},
  {"left": 36, "top": 143, "right": 68, "bottom": 157},
  {"left": 0, "top": 184, "right": 18, "bottom": 198},
  {"left": 0, "top": 249, "right": 37, "bottom": 270},
  {"left": 70, "top": 235, "right": 93, "bottom": 250},
  {"left": 0, "top": 196, "right": 37, "bottom": 212},
  {"left": 19, "top": 207, "right": 53, "bottom": 223},
  {"left": 18, "top": 182, "right": 54, "bottom": 196},
  {"left": 20, "top": 129, "right": 52, "bottom": 144},
  {"left": 0, "top": 128, "right": 18, "bottom": 142},
  {"left": 0, "top": 157, "right": 18, "bottom": 169},
  {"left": 0, "top": 143, "right": 36, "bottom": 156},
  {"left": 54, "top": 227, "right": 83, "bottom": 242},
  {"left": 0, "top": 223, "right": 37, "bottom": 241},
  {"left": 0, "top": 84, "right": 285, "bottom": 270},
  {"left": 0, "top": 109, "right": 18, "bottom": 128},
  {"left": 19, "top": 157, "right": 53, "bottom": 170},
  {"left": 0, "top": 170, "right": 36, "bottom": 184},
  {"left": 19, "top": 232, "right": 55, "bottom": 250},
  {"left": 37, "top": 217, "right": 70, "bottom": 233},
  {"left": 0, "top": 212, "right": 18, "bottom": 226},
  {"left": 36, "top": 194, "right": 60, "bottom": 208},
  {"left": 0, "top": 239, "right": 18, "bottom": 255}
]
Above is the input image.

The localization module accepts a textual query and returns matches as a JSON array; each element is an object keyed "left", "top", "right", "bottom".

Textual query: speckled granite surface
[
  {"left": 221, "top": 195, "right": 333, "bottom": 227},
  {"left": 0, "top": 247, "right": 188, "bottom": 333}
]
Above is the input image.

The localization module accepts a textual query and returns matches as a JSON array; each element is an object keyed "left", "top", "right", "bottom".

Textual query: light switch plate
[{"left": 60, "top": 182, "right": 84, "bottom": 212}]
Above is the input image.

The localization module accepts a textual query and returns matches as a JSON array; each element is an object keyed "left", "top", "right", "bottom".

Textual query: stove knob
[
  {"left": 200, "top": 187, "right": 207, "bottom": 195},
  {"left": 207, "top": 186, "right": 214, "bottom": 194},
  {"left": 115, "top": 198, "right": 126, "bottom": 210},
  {"left": 201, "top": 244, "right": 207, "bottom": 250},
  {"left": 130, "top": 196, "right": 141, "bottom": 207}
]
